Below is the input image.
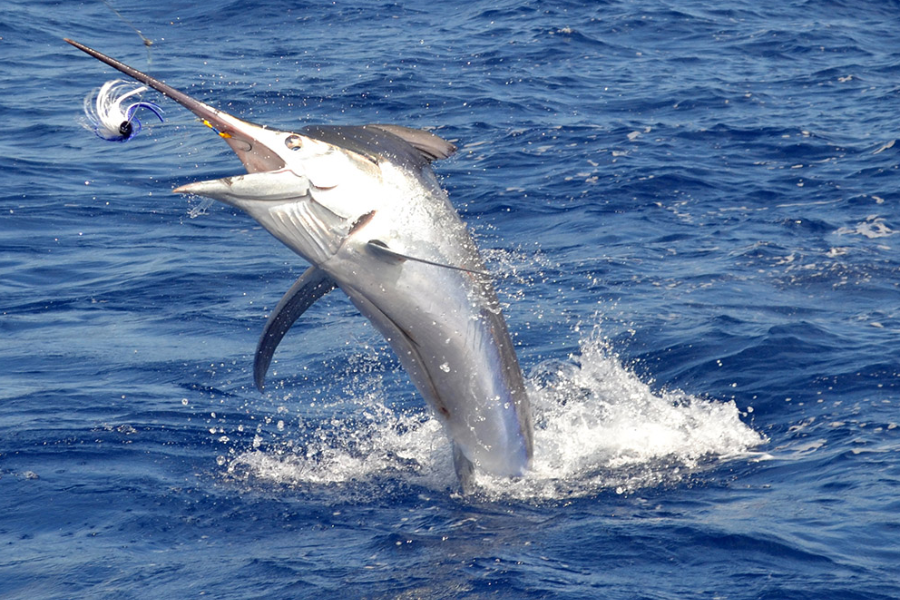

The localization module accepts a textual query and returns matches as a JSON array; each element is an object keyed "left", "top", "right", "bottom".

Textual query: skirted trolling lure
[{"left": 82, "top": 79, "right": 164, "bottom": 141}]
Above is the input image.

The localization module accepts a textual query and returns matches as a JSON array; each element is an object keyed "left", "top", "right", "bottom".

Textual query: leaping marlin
[{"left": 65, "top": 39, "right": 533, "bottom": 487}]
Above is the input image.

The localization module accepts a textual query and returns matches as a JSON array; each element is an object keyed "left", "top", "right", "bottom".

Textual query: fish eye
[{"left": 285, "top": 134, "right": 302, "bottom": 150}]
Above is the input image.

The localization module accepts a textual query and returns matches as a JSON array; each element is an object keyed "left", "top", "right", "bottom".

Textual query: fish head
[
  {"left": 165, "top": 108, "right": 376, "bottom": 266},
  {"left": 172, "top": 128, "right": 360, "bottom": 210},
  {"left": 171, "top": 131, "right": 372, "bottom": 266}
]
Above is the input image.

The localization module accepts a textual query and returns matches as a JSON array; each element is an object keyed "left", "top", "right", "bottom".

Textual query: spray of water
[{"left": 222, "top": 324, "right": 764, "bottom": 501}]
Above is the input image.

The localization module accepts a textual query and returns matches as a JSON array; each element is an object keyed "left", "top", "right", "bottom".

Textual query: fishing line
[{"left": 100, "top": 0, "right": 153, "bottom": 64}]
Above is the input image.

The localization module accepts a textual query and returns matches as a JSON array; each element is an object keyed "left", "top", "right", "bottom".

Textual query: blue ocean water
[{"left": 2, "top": 0, "right": 899, "bottom": 598}]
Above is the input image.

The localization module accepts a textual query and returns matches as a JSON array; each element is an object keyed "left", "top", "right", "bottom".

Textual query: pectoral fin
[
  {"left": 255, "top": 266, "right": 338, "bottom": 391},
  {"left": 366, "top": 240, "right": 489, "bottom": 276}
]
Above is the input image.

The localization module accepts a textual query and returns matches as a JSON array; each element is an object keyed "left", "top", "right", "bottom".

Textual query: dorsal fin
[
  {"left": 367, "top": 124, "right": 457, "bottom": 162},
  {"left": 301, "top": 124, "right": 455, "bottom": 169}
]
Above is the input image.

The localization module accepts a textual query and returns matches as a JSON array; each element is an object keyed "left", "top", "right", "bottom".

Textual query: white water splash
[
  {"left": 224, "top": 326, "right": 764, "bottom": 500},
  {"left": 484, "top": 327, "right": 765, "bottom": 499}
]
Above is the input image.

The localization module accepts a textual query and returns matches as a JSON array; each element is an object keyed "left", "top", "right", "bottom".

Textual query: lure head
[
  {"left": 82, "top": 79, "right": 164, "bottom": 142},
  {"left": 118, "top": 121, "right": 133, "bottom": 138}
]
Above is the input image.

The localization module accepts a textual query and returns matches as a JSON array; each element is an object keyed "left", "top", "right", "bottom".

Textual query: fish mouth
[{"left": 65, "top": 38, "right": 289, "bottom": 174}]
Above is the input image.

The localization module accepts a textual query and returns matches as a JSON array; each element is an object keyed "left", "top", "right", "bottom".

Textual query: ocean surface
[{"left": 2, "top": 1, "right": 899, "bottom": 598}]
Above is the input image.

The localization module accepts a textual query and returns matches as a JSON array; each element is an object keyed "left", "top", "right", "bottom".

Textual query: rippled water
[{"left": 2, "top": 1, "right": 899, "bottom": 598}]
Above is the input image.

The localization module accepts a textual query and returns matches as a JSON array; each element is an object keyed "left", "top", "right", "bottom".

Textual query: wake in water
[{"left": 223, "top": 325, "right": 764, "bottom": 501}]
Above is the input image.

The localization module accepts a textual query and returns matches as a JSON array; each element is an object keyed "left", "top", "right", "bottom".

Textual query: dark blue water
[{"left": 2, "top": 1, "right": 899, "bottom": 598}]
